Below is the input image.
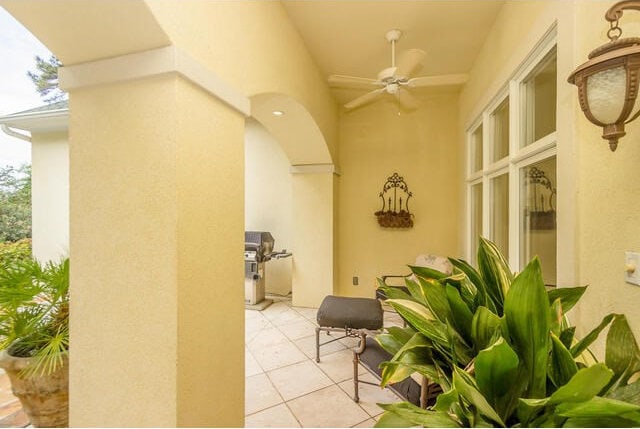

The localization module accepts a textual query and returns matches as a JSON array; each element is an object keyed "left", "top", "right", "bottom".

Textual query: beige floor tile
[
  {"left": 277, "top": 319, "right": 317, "bottom": 341},
  {"left": 252, "top": 341, "right": 308, "bottom": 372},
  {"left": 287, "top": 385, "right": 369, "bottom": 428},
  {"left": 339, "top": 336, "right": 361, "bottom": 349},
  {"left": 246, "top": 308, "right": 266, "bottom": 320},
  {"left": 270, "top": 309, "right": 308, "bottom": 327},
  {"left": 292, "top": 306, "right": 318, "bottom": 321},
  {"left": 267, "top": 360, "right": 333, "bottom": 401},
  {"left": 314, "top": 348, "right": 359, "bottom": 383},
  {"left": 352, "top": 418, "right": 377, "bottom": 428},
  {"left": 245, "top": 373, "right": 283, "bottom": 415},
  {"left": 247, "top": 327, "right": 290, "bottom": 352},
  {"left": 246, "top": 316, "right": 273, "bottom": 344},
  {"left": 383, "top": 312, "right": 405, "bottom": 328},
  {"left": 338, "top": 374, "right": 401, "bottom": 417},
  {"left": 245, "top": 404, "right": 300, "bottom": 428},
  {"left": 261, "top": 301, "right": 292, "bottom": 321},
  {"left": 245, "top": 348, "right": 263, "bottom": 377},
  {"left": 293, "top": 333, "right": 346, "bottom": 359}
]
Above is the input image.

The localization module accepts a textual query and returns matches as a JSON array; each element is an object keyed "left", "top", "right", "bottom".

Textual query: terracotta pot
[{"left": 0, "top": 350, "right": 68, "bottom": 427}]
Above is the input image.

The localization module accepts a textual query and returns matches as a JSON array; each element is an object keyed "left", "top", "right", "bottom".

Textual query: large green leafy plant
[
  {"left": 375, "top": 238, "right": 640, "bottom": 427},
  {"left": 0, "top": 258, "right": 69, "bottom": 377}
]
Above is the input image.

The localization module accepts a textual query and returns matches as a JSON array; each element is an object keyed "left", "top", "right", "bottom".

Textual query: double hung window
[{"left": 466, "top": 31, "right": 557, "bottom": 286}]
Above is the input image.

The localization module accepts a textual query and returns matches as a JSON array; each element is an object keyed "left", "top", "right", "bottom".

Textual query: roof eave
[{"left": 0, "top": 108, "right": 69, "bottom": 133}]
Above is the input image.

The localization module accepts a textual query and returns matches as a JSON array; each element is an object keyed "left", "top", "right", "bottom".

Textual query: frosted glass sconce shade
[
  {"left": 568, "top": 1, "right": 640, "bottom": 151},
  {"left": 586, "top": 66, "right": 627, "bottom": 124}
]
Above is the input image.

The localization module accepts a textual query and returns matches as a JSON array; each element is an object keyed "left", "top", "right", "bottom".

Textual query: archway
[{"left": 247, "top": 93, "right": 337, "bottom": 308}]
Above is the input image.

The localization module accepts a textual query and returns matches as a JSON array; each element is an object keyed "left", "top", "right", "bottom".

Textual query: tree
[
  {"left": 0, "top": 164, "right": 31, "bottom": 242},
  {"left": 27, "top": 55, "right": 65, "bottom": 104}
]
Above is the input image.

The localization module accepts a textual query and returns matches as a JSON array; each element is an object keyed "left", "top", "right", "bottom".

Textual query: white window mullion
[
  {"left": 508, "top": 162, "right": 519, "bottom": 272},
  {"left": 481, "top": 112, "right": 491, "bottom": 241},
  {"left": 508, "top": 79, "right": 520, "bottom": 271}
]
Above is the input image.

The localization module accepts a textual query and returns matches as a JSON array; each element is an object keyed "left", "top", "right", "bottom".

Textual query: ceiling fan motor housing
[
  {"left": 378, "top": 67, "right": 398, "bottom": 82},
  {"left": 385, "top": 83, "right": 399, "bottom": 94}
]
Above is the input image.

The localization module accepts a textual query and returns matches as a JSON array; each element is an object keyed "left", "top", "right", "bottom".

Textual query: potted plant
[
  {"left": 374, "top": 238, "right": 640, "bottom": 427},
  {"left": 0, "top": 257, "right": 69, "bottom": 427}
]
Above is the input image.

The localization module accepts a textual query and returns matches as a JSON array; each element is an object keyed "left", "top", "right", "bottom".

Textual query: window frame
[{"left": 466, "top": 26, "right": 558, "bottom": 276}]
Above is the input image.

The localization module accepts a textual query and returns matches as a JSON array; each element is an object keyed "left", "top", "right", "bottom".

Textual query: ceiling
[{"left": 281, "top": 1, "right": 505, "bottom": 105}]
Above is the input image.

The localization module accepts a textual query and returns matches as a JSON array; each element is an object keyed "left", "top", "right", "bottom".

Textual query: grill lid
[{"left": 245, "top": 231, "right": 274, "bottom": 262}]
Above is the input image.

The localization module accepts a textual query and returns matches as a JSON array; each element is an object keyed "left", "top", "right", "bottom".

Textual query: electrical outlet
[{"left": 352, "top": 276, "right": 359, "bottom": 286}]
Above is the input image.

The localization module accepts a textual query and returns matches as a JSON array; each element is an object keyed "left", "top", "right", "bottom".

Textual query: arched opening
[{"left": 245, "top": 93, "right": 336, "bottom": 308}]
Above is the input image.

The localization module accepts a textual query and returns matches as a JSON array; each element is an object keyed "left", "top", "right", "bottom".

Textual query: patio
[
  {"left": 0, "top": 371, "right": 27, "bottom": 427},
  {"left": 245, "top": 298, "right": 404, "bottom": 428}
]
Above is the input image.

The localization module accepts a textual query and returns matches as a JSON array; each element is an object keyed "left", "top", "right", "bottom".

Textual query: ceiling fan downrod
[{"left": 386, "top": 29, "right": 402, "bottom": 68}]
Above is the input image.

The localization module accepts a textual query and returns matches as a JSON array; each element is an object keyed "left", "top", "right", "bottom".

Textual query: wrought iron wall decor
[
  {"left": 375, "top": 172, "right": 414, "bottom": 228},
  {"left": 525, "top": 166, "right": 556, "bottom": 230}
]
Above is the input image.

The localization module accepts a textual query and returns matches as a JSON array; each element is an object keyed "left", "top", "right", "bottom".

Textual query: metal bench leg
[
  {"left": 353, "top": 350, "right": 360, "bottom": 403},
  {"left": 315, "top": 326, "right": 320, "bottom": 363}
]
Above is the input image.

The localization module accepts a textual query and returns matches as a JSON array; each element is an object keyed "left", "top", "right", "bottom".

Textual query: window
[
  {"left": 491, "top": 99, "right": 510, "bottom": 162},
  {"left": 521, "top": 51, "right": 557, "bottom": 147},
  {"left": 470, "top": 125, "right": 483, "bottom": 173},
  {"left": 520, "top": 156, "right": 556, "bottom": 285},
  {"left": 466, "top": 31, "right": 557, "bottom": 285},
  {"left": 491, "top": 173, "right": 509, "bottom": 257},
  {"left": 470, "top": 183, "right": 483, "bottom": 266}
]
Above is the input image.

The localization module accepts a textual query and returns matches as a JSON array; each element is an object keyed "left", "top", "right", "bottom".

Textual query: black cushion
[
  {"left": 359, "top": 337, "right": 422, "bottom": 407},
  {"left": 317, "top": 295, "right": 383, "bottom": 330}
]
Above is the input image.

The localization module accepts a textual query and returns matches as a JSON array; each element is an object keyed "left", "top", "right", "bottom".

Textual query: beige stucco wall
[
  {"left": 174, "top": 78, "right": 246, "bottom": 427},
  {"left": 292, "top": 171, "right": 336, "bottom": 307},
  {"left": 3, "top": 1, "right": 339, "bottom": 426},
  {"left": 31, "top": 131, "right": 69, "bottom": 263},
  {"left": 338, "top": 95, "right": 462, "bottom": 298},
  {"left": 69, "top": 74, "right": 246, "bottom": 427},
  {"left": 460, "top": 0, "right": 640, "bottom": 354},
  {"left": 147, "top": 1, "right": 339, "bottom": 309},
  {"left": 245, "top": 119, "right": 293, "bottom": 296},
  {"left": 146, "top": 0, "right": 338, "bottom": 162},
  {"left": 572, "top": 1, "right": 640, "bottom": 355},
  {"left": 69, "top": 76, "right": 181, "bottom": 426}
]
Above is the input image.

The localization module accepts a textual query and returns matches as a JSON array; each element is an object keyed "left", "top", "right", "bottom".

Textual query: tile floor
[
  {"left": 245, "top": 298, "right": 405, "bottom": 428},
  {"left": 0, "top": 297, "right": 405, "bottom": 428},
  {"left": 0, "top": 371, "right": 28, "bottom": 428}
]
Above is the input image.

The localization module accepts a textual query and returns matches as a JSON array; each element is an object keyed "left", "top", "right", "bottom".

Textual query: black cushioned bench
[
  {"left": 353, "top": 333, "right": 442, "bottom": 408},
  {"left": 315, "top": 295, "right": 383, "bottom": 362}
]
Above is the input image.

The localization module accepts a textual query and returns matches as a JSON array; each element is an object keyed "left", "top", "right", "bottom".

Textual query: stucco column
[
  {"left": 67, "top": 71, "right": 245, "bottom": 426},
  {"left": 291, "top": 167, "right": 338, "bottom": 307}
]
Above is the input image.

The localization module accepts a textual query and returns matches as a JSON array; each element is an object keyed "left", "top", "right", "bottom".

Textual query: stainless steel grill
[{"left": 244, "top": 231, "right": 291, "bottom": 305}]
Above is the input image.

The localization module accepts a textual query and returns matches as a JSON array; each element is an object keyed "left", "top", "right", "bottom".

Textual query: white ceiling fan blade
[
  {"left": 395, "top": 49, "right": 427, "bottom": 79},
  {"left": 344, "top": 88, "right": 386, "bottom": 110},
  {"left": 328, "top": 74, "right": 382, "bottom": 89},
  {"left": 395, "top": 88, "right": 420, "bottom": 110},
  {"left": 407, "top": 73, "right": 469, "bottom": 88}
]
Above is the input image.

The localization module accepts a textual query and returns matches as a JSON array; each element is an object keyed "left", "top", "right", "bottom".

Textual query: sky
[{"left": 0, "top": 7, "right": 54, "bottom": 168}]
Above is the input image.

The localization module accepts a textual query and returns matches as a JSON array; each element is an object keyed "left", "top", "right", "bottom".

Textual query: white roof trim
[
  {"left": 0, "top": 108, "right": 69, "bottom": 133},
  {"left": 59, "top": 45, "right": 251, "bottom": 117}
]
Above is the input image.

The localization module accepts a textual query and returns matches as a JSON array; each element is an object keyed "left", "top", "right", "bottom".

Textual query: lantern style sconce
[{"left": 568, "top": 1, "right": 640, "bottom": 151}]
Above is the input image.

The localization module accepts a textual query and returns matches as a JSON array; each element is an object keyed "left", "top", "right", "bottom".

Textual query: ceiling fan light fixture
[{"left": 327, "top": 28, "right": 461, "bottom": 111}]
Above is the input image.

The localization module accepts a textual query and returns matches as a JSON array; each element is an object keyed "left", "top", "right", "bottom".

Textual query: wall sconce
[{"left": 568, "top": 1, "right": 640, "bottom": 151}]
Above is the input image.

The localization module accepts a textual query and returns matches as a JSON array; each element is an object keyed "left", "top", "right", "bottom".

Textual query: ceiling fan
[{"left": 328, "top": 29, "right": 468, "bottom": 111}]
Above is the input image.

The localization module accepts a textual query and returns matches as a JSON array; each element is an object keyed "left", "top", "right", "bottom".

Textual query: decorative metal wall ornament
[
  {"left": 525, "top": 166, "right": 556, "bottom": 230},
  {"left": 375, "top": 172, "right": 414, "bottom": 228}
]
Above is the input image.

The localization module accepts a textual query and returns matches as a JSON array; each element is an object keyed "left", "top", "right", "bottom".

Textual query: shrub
[
  {"left": 375, "top": 238, "right": 640, "bottom": 427},
  {"left": 0, "top": 239, "right": 32, "bottom": 267}
]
